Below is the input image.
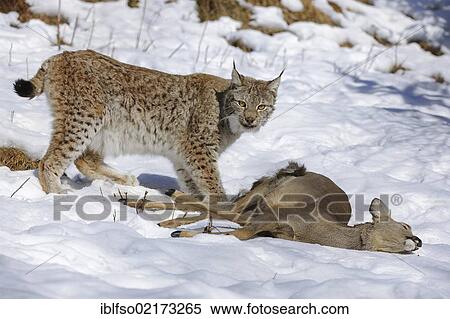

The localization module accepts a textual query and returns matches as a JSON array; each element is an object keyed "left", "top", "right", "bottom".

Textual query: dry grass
[
  {"left": 369, "top": 31, "right": 393, "bottom": 46},
  {"left": 0, "top": 0, "right": 67, "bottom": 25},
  {"left": 81, "top": 0, "right": 118, "bottom": 3},
  {"left": 328, "top": 1, "right": 343, "bottom": 14},
  {"left": 249, "top": 0, "right": 338, "bottom": 26},
  {"left": 228, "top": 38, "right": 254, "bottom": 52},
  {"left": 355, "top": 0, "right": 373, "bottom": 5},
  {"left": 196, "top": 0, "right": 338, "bottom": 33},
  {"left": 409, "top": 39, "right": 444, "bottom": 56},
  {"left": 339, "top": 40, "right": 354, "bottom": 48},
  {"left": 0, "top": 147, "right": 39, "bottom": 171},
  {"left": 431, "top": 73, "right": 446, "bottom": 84},
  {"left": 197, "top": 0, "right": 251, "bottom": 23},
  {"left": 127, "top": 0, "right": 140, "bottom": 8},
  {"left": 388, "top": 62, "right": 409, "bottom": 74},
  {"left": 403, "top": 11, "right": 416, "bottom": 20}
]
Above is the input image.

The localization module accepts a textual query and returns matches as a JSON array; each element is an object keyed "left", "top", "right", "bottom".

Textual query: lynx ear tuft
[
  {"left": 231, "top": 61, "right": 243, "bottom": 86},
  {"left": 267, "top": 69, "right": 284, "bottom": 93}
]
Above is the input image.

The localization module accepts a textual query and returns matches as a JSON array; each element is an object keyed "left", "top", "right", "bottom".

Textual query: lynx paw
[{"left": 115, "top": 175, "right": 139, "bottom": 187}]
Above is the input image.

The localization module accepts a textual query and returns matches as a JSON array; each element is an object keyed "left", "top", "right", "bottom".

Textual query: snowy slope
[{"left": 0, "top": 0, "right": 449, "bottom": 298}]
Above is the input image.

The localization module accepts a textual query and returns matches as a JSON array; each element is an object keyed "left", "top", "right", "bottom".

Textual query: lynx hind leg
[
  {"left": 39, "top": 115, "right": 102, "bottom": 193},
  {"left": 75, "top": 149, "right": 138, "bottom": 186}
]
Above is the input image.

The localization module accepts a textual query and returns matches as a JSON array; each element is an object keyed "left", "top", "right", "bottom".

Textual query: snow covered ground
[{"left": 0, "top": 0, "right": 449, "bottom": 298}]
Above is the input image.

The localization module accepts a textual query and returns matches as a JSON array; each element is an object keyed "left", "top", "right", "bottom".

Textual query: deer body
[{"left": 138, "top": 163, "right": 422, "bottom": 253}]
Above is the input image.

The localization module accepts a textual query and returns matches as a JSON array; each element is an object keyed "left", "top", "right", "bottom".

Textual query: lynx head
[
  {"left": 224, "top": 63, "right": 283, "bottom": 133},
  {"left": 364, "top": 198, "right": 422, "bottom": 253}
]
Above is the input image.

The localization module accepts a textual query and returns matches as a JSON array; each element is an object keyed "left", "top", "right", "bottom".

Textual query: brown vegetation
[
  {"left": 249, "top": 0, "right": 338, "bottom": 26},
  {"left": 355, "top": 0, "right": 373, "bottom": 5},
  {"left": 0, "top": 0, "right": 67, "bottom": 25},
  {"left": 328, "top": 1, "right": 343, "bottom": 14},
  {"left": 431, "top": 73, "right": 446, "bottom": 84},
  {"left": 339, "top": 40, "right": 354, "bottom": 48},
  {"left": 409, "top": 39, "right": 444, "bottom": 56},
  {"left": 369, "top": 31, "right": 393, "bottom": 46},
  {"left": 228, "top": 37, "right": 254, "bottom": 52},
  {"left": 388, "top": 62, "right": 409, "bottom": 74},
  {"left": 196, "top": 0, "right": 338, "bottom": 30}
]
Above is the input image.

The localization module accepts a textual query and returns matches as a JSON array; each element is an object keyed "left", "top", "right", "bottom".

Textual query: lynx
[{"left": 14, "top": 50, "right": 282, "bottom": 195}]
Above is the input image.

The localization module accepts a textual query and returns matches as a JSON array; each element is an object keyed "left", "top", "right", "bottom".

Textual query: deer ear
[
  {"left": 231, "top": 61, "right": 243, "bottom": 86},
  {"left": 267, "top": 69, "right": 284, "bottom": 93},
  {"left": 369, "top": 198, "right": 391, "bottom": 223}
]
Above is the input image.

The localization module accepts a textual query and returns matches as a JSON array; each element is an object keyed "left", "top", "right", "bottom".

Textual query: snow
[
  {"left": 281, "top": 0, "right": 304, "bottom": 12},
  {"left": 250, "top": 6, "right": 288, "bottom": 31},
  {"left": 0, "top": 0, "right": 449, "bottom": 298}
]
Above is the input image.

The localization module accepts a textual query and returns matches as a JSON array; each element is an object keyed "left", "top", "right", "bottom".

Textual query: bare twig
[
  {"left": 136, "top": 0, "right": 148, "bottom": 49},
  {"left": 204, "top": 45, "right": 209, "bottom": 65},
  {"left": 142, "top": 39, "right": 154, "bottom": 52},
  {"left": 56, "top": 0, "right": 62, "bottom": 50},
  {"left": 84, "top": 5, "right": 94, "bottom": 20},
  {"left": 87, "top": 6, "right": 96, "bottom": 49},
  {"left": 168, "top": 42, "right": 184, "bottom": 58},
  {"left": 10, "top": 177, "right": 31, "bottom": 198},
  {"left": 25, "top": 251, "right": 61, "bottom": 275},
  {"left": 106, "top": 27, "right": 114, "bottom": 53},
  {"left": 194, "top": 22, "right": 208, "bottom": 67},
  {"left": 70, "top": 16, "right": 79, "bottom": 46},
  {"left": 219, "top": 46, "right": 231, "bottom": 68},
  {"left": 10, "top": 110, "right": 15, "bottom": 123},
  {"left": 270, "top": 26, "right": 425, "bottom": 122},
  {"left": 8, "top": 43, "right": 13, "bottom": 66},
  {"left": 24, "top": 26, "right": 53, "bottom": 44}
]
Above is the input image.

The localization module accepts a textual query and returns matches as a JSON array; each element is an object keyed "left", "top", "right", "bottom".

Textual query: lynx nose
[
  {"left": 245, "top": 117, "right": 256, "bottom": 125},
  {"left": 411, "top": 236, "right": 422, "bottom": 248}
]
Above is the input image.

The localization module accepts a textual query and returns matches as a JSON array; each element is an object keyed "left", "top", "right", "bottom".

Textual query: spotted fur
[{"left": 14, "top": 50, "right": 282, "bottom": 194}]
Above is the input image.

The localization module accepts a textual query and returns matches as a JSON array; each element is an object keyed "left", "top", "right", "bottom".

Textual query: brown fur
[
  {"left": 130, "top": 163, "right": 422, "bottom": 253},
  {"left": 0, "top": 147, "right": 39, "bottom": 171},
  {"left": 14, "top": 50, "right": 281, "bottom": 194}
]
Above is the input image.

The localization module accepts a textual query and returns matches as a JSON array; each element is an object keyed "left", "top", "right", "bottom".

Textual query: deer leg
[{"left": 170, "top": 223, "right": 295, "bottom": 241}]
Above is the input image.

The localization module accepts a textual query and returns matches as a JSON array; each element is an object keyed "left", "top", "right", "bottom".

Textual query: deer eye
[
  {"left": 402, "top": 223, "right": 410, "bottom": 230},
  {"left": 238, "top": 101, "right": 247, "bottom": 108},
  {"left": 257, "top": 104, "right": 268, "bottom": 111}
]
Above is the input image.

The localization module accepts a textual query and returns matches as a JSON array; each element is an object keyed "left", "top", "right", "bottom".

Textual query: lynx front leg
[
  {"left": 180, "top": 140, "right": 224, "bottom": 198},
  {"left": 174, "top": 165, "right": 200, "bottom": 195}
]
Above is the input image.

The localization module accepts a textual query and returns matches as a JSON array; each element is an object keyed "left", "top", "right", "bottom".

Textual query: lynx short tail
[
  {"left": 0, "top": 147, "right": 39, "bottom": 171},
  {"left": 13, "top": 62, "right": 48, "bottom": 99}
]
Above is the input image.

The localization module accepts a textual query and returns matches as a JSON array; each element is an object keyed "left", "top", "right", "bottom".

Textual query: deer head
[{"left": 362, "top": 198, "right": 422, "bottom": 253}]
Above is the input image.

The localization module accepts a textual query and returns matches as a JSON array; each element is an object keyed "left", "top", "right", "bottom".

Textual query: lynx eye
[
  {"left": 238, "top": 101, "right": 247, "bottom": 108},
  {"left": 257, "top": 104, "right": 268, "bottom": 111}
]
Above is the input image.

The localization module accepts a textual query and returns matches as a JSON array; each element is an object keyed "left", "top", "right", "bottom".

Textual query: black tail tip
[{"left": 14, "top": 79, "right": 34, "bottom": 98}]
